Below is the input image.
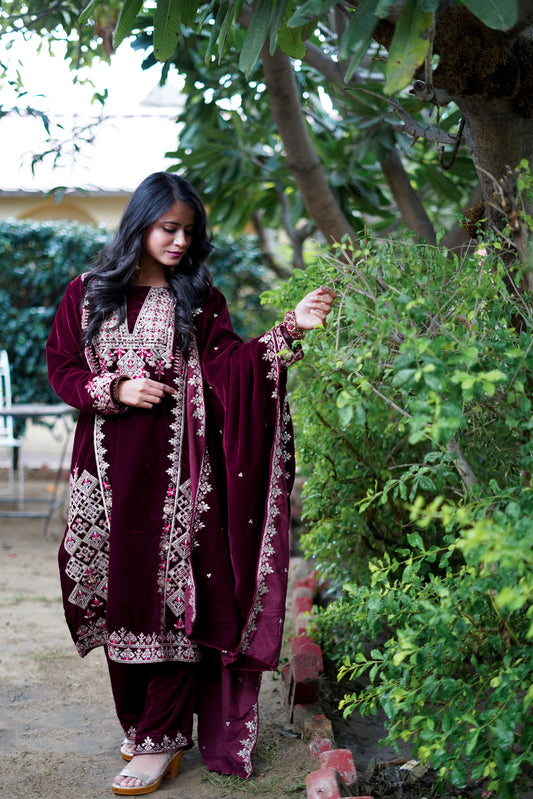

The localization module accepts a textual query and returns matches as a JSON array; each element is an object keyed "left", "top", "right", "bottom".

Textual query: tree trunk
[
  {"left": 260, "top": 45, "right": 358, "bottom": 246},
  {"left": 381, "top": 148, "right": 437, "bottom": 244},
  {"left": 457, "top": 96, "right": 533, "bottom": 227}
]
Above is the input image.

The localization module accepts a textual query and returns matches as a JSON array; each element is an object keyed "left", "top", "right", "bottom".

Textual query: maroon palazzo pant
[{"left": 106, "top": 651, "right": 197, "bottom": 754}]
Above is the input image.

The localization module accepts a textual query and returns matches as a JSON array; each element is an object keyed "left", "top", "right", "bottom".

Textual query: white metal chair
[{"left": 0, "top": 350, "right": 24, "bottom": 509}]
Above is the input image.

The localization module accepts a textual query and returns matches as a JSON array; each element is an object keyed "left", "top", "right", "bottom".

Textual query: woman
[{"left": 46, "top": 171, "right": 334, "bottom": 795}]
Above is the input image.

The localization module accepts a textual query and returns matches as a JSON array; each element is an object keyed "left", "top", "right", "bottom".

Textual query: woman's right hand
[{"left": 117, "top": 377, "right": 177, "bottom": 409}]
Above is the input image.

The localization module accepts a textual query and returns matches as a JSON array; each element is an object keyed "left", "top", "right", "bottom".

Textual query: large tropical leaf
[
  {"left": 238, "top": 0, "right": 275, "bottom": 76},
  {"left": 154, "top": 0, "right": 185, "bottom": 60},
  {"left": 384, "top": 0, "right": 432, "bottom": 94},
  {"left": 277, "top": 20, "right": 306, "bottom": 59},
  {"left": 287, "top": 0, "right": 338, "bottom": 28},
  {"left": 79, "top": 0, "right": 106, "bottom": 25},
  {"left": 114, "top": 0, "right": 143, "bottom": 48},
  {"left": 460, "top": 0, "right": 518, "bottom": 31},
  {"left": 268, "top": 0, "right": 289, "bottom": 54},
  {"left": 340, "top": 0, "right": 379, "bottom": 79}
]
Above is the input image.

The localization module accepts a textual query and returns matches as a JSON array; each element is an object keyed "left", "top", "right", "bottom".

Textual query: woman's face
[{"left": 141, "top": 200, "right": 196, "bottom": 271}]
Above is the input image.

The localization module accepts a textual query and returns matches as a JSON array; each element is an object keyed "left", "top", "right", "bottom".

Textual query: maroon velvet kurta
[{"left": 46, "top": 275, "right": 302, "bottom": 777}]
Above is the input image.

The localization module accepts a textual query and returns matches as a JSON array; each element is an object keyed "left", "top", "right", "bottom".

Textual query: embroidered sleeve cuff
[
  {"left": 86, "top": 373, "right": 128, "bottom": 414},
  {"left": 273, "top": 324, "right": 305, "bottom": 369},
  {"left": 283, "top": 310, "right": 305, "bottom": 342}
]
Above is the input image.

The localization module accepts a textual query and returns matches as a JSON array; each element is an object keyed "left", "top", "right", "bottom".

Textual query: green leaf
[
  {"left": 206, "top": 0, "right": 228, "bottom": 61},
  {"left": 338, "top": 403, "right": 354, "bottom": 427},
  {"left": 416, "top": 0, "right": 439, "bottom": 11},
  {"left": 392, "top": 367, "right": 416, "bottom": 386},
  {"left": 384, "top": 0, "right": 432, "bottom": 94},
  {"left": 287, "top": 0, "right": 337, "bottom": 28},
  {"left": 239, "top": 0, "right": 275, "bottom": 76},
  {"left": 418, "top": 474, "right": 436, "bottom": 491},
  {"left": 217, "top": 3, "right": 235, "bottom": 56},
  {"left": 460, "top": 0, "right": 518, "bottom": 31},
  {"left": 154, "top": 0, "right": 183, "bottom": 61},
  {"left": 482, "top": 369, "right": 507, "bottom": 383},
  {"left": 269, "top": 0, "right": 290, "bottom": 54},
  {"left": 407, "top": 531, "right": 424, "bottom": 550},
  {"left": 375, "top": 0, "right": 397, "bottom": 14},
  {"left": 181, "top": 0, "right": 200, "bottom": 26},
  {"left": 340, "top": 0, "right": 379, "bottom": 65},
  {"left": 79, "top": 0, "right": 105, "bottom": 25},
  {"left": 114, "top": 0, "right": 144, "bottom": 49},
  {"left": 277, "top": 19, "right": 307, "bottom": 59}
]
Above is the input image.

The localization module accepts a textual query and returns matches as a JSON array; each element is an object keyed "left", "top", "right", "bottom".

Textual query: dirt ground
[
  {"left": 3, "top": 481, "right": 531, "bottom": 799},
  {"left": 0, "top": 482, "right": 319, "bottom": 799}
]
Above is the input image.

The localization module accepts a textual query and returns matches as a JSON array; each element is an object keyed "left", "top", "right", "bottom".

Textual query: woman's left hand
[{"left": 294, "top": 286, "right": 336, "bottom": 330}]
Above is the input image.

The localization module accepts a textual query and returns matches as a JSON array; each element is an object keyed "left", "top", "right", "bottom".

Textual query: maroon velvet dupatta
[{"left": 46, "top": 275, "right": 302, "bottom": 777}]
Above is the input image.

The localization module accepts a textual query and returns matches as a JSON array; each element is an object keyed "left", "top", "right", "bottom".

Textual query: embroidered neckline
[{"left": 126, "top": 286, "right": 171, "bottom": 338}]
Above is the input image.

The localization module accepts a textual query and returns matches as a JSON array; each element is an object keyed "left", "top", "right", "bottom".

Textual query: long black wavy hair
[{"left": 82, "top": 172, "right": 213, "bottom": 354}]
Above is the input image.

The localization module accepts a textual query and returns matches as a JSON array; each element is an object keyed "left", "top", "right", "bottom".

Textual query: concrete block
[
  {"left": 295, "top": 573, "right": 318, "bottom": 595},
  {"left": 295, "top": 611, "right": 314, "bottom": 635},
  {"left": 303, "top": 713, "right": 334, "bottom": 743},
  {"left": 292, "top": 702, "right": 323, "bottom": 731},
  {"left": 309, "top": 737, "right": 334, "bottom": 761},
  {"left": 292, "top": 558, "right": 315, "bottom": 580},
  {"left": 319, "top": 749, "right": 357, "bottom": 786},
  {"left": 294, "top": 594, "right": 314, "bottom": 617},
  {"left": 294, "top": 585, "right": 314, "bottom": 598},
  {"left": 291, "top": 635, "right": 324, "bottom": 672},
  {"left": 305, "top": 766, "right": 348, "bottom": 799},
  {"left": 285, "top": 652, "right": 320, "bottom": 708},
  {"left": 292, "top": 649, "right": 320, "bottom": 678}
]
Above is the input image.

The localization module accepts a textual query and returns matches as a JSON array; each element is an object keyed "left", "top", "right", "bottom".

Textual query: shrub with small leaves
[{"left": 263, "top": 164, "right": 533, "bottom": 796}]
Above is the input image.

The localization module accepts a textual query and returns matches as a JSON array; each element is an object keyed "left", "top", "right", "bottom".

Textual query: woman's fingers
[
  {"left": 294, "top": 286, "right": 336, "bottom": 329},
  {"left": 118, "top": 378, "right": 176, "bottom": 408}
]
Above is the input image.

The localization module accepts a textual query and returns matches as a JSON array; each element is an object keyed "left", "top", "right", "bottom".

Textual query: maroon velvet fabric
[
  {"left": 46, "top": 275, "right": 302, "bottom": 777},
  {"left": 106, "top": 654, "right": 197, "bottom": 754}
]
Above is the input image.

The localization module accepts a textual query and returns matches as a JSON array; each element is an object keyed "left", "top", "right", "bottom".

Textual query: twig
[
  {"left": 446, "top": 438, "right": 480, "bottom": 492},
  {"left": 439, "top": 117, "right": 465, "bottom": 171},
  {"left": 349, "top": 88, "right": 457, "bottom": 146}
]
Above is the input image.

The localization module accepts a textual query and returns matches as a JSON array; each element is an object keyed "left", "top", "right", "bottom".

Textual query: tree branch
[
  {"left": 303, "top": 40, "right": 359, "bottom": 86},
  {"left": 441, "top": 182, "right": 483, "bottom": 251},
  {"left": 381, "top": 148, "right": 437, "bottom": 244},
  {"left": 278, "top": 190, "right": 316, "bottom": 270},
  {"left": 446, "top": 438, "right": 480, "bottom": 493},
  {"left": 251, "top": 212, "right": 292, "bottom": 279},
  {"left": 238, "top": 4, "right": 457, "bottom": 244},
  {"left": 353, "top": 89, "right": 457, "bottom": 145},
  {"left": 260, "top": 44, "right": 357, "bottom": 246}
]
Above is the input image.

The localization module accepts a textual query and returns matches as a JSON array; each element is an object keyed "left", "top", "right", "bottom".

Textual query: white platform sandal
[
  {"left": 112, "top": 750, "right": 183, "bottom": 795},
  {"left": 120, "top": 738, "right": 135, "bottom": 761}
]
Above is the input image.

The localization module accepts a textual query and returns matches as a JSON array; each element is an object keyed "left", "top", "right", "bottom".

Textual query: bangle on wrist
[
  {"left": 111, "top": 376, "right": 128, "bottom": 407},
  {"left": 283, "top": 310, "right": 305, "bottom": 341}
]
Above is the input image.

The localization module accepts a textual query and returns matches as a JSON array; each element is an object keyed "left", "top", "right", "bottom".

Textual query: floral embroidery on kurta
[{"left": 47, "top": 276, "right": 301, "bottom": 778}]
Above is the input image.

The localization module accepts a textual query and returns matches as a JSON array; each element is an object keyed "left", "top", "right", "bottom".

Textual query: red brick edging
[{"left": 285, "top": 558, "right": 373, "bottom": 799}]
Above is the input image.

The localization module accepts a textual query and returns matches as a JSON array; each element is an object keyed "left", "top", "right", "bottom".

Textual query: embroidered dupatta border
[{"left": 238, "top": 324, "right": 296, "bottom": 659}]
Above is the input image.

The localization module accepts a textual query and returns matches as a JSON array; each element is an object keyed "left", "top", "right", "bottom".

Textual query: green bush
[
  {"left": 263, "top": 169, "right": 533, "bottom": 796},
  {"left": 0, "top": 219, "right": 275, "bottom": 408}
]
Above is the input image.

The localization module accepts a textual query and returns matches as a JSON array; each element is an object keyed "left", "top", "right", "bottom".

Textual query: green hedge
[
  {"left": 0, "top": 219, "right": 108, "bottom": 404},
  {"left": 0, "top": 218, "right": 275, "bottom": 407}
]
